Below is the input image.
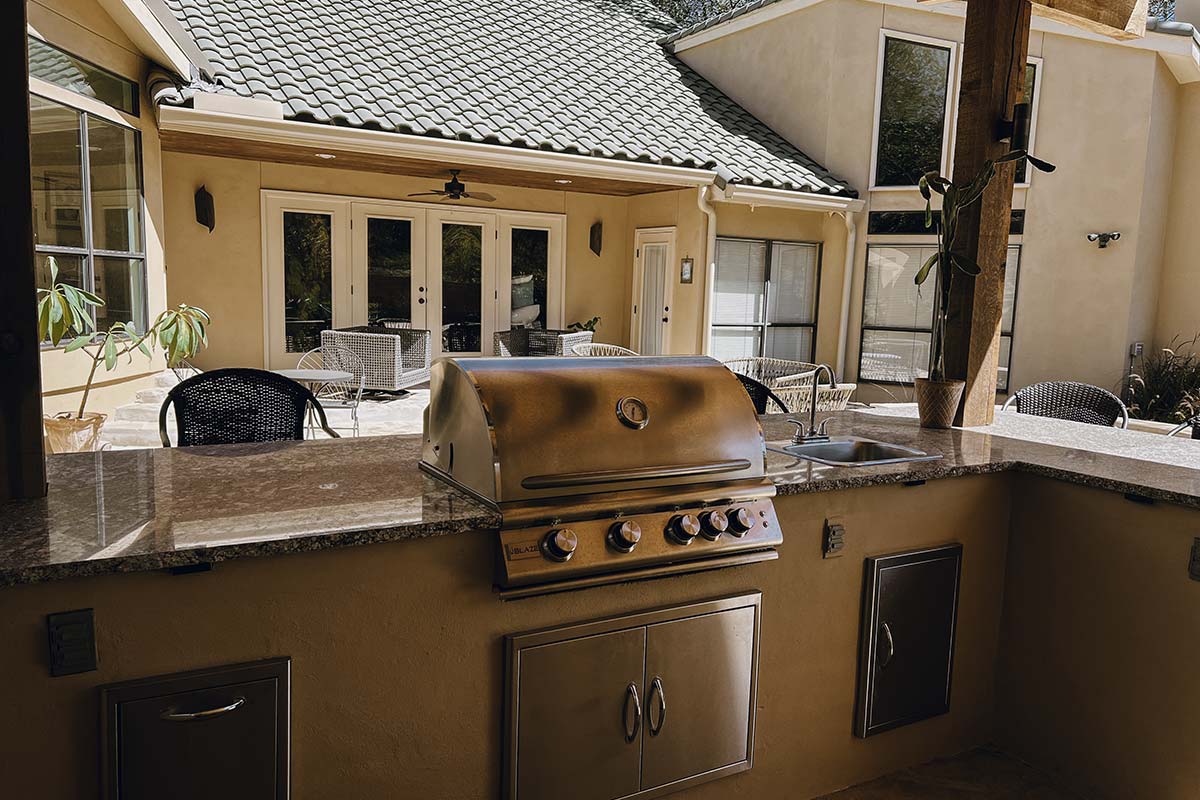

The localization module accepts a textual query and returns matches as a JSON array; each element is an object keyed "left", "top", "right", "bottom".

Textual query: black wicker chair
[
  {"left": 1001, "top": 381, "right": 1129, "bottom": 428},
  {"left": 734, "top": 372, "right": 790, "bottom": 415},
  {"left": 159, "top": 368, "right": 339, "bottom": 447}
]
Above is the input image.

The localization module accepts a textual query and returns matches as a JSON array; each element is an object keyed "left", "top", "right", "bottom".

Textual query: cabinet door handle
[
  {"left": 623, "top": 682, "right": 642, "bottom": 743},
  {"left": 648, "top": 676, "right": 667, "bottom": 736},
  {"left": 879, "top": 622, "right": 895, "bottom": 669},
  {"left": 160, "top": 696, "right": 245, "bottom": 722}
]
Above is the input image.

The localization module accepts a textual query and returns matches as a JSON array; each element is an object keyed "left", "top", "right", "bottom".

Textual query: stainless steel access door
[
  {"left": 513, "top": 628, "right": 646, "bottom": 800},
  {"left": 640, "top": 607, "right": 757, "bottom": 791}
]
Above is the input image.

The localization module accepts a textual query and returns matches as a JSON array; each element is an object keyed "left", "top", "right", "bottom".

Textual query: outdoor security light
[{"left": 1087, "top": 232, "right": 1120, "bottom": 248}]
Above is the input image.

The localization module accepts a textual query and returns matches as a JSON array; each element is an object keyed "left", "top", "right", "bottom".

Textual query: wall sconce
[
  {"left": 1087, "top": 231, "right": 1120, "bottom": 248},
  {"left": 194, "top": 185, "right": 215, "bottom": 232},
  {"left": 589, "top": 221, "right": 602, "bottom": 256}
]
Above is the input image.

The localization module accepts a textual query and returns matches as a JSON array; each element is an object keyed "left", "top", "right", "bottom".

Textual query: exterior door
[
  {"left": 514, "top": 628, "right": 646, "bottom": 800},
  {"left": 350, "top": 204, "right": 427, "bottom": 328},
  {"left": 631, "top": 228, "right": 675, "bottom": 355},
  {"left": 428, "top": 210, "right": 497, "bottom": 357},
  {"left": 640, "top": 606, "right": 756, "bottom": 790},
  {"left": 263, "top": 195, "right": 349, "bottom": 369}
]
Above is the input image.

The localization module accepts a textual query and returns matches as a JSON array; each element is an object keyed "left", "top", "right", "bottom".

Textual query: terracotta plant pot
[
  {"left": 914, "top": 378, "right": 965, "bottom": 429},
  {"left": 43, "top": 412, "right": 107, "bottom": 453}
]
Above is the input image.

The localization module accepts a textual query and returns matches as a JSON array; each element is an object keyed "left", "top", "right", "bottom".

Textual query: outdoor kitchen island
[{"left": 0, "top": 412, "right": 1196, "bottom": 800}]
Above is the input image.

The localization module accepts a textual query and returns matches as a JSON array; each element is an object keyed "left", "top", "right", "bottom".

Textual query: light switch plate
[
  {"left": 823, "top": 518, "right": 845, "bottom": 559},
  {"left": 47, "top": 608, "right": 97, "bottom": 677}
]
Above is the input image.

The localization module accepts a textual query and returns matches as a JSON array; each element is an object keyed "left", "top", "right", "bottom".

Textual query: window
[
  {"left": 710, "top": 238, "right": 820, "bottom": 362},
  {"left": 859, "top": 245, "right": 1019, "bottom": 390},
  {"left": 872, "top": 33, "right": 955, "bottom": 188},
  {"left": 28, "top": 36, "right": 138, "bottom": 115},
  {"left": 868, "top": 210, "right": 1026, "bottom": 236},
  {"left": 30, "top": 93, "right": 146, "bottom": 334}
]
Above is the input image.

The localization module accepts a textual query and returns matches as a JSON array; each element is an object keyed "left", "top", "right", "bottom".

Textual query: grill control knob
[
  {"left": 608, "top": 521, "right": 642, "bottom": 553},
  {"left": 542, "top": 529, "right": 578, "bottom": 562},
  {"left": 727, "top": 507, "right": 754, "bottom": 537},
  {"left": 700, "top": 510, "right": 730, "bottom": 540},
  {"left": 667, "top": 514, "right": 701, "bottom": 545}
]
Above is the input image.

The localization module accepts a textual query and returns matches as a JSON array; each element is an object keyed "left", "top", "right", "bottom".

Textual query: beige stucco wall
[
  {"left": 29, "top": 0, "right": 169, "bottom": 418},
  {"left": 1155, "top": 81, "right": 1200, "bottom": 347},
  {"left": 681, "top": 0, "right": 1189, "bottom": 399}
]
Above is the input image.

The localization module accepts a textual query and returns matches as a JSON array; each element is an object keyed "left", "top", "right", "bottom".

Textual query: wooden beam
[
  {"left": 919, "top": 0, "right": 1147, "bottom": 39},
  {"left": 943, "top": 0, "right": 1032, "bottom": 426},
  {"left": 0, "top": 3, "right": 47, "bottom": 501}
]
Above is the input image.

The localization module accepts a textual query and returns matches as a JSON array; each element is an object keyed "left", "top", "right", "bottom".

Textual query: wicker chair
[
  {"left": 572, "top": 343, "right": 638, "bottom": 356},
  {"left": 773, "top": 375, "right": 858, "bottom": 413},
  {"left": 722, "top": 357, "right": 819, "bottom": 388},
  {"left": 494, "top": 329, "right": 593, "bottom": 356},
  {"left": 1002, "top": 381, "right": 1130, "bottom": 428},
  {"left": 734, "top": 373, "right": 790, "bottom": 414},
  {"left": 159, "top": 368, "right": 338, "bottom": 447},
  {"left": 298, "top": 345, "right": 366, "bottom": 437},
  {"left": 321, "top": 327, "right": 431, "bottom": 392}
]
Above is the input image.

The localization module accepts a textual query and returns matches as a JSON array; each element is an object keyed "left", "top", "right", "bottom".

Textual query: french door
[
  {"left": 631, "top": 227, "right": 676, "bottom": 355},
  {"left": 264, "top": 192, "right": 563, "bottom": 368}
]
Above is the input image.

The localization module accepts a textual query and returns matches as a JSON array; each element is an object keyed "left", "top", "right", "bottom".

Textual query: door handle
[
  {"left": 647, "top": 676, "right": 667, "bottom": 736},
  {"left": 418, "top": 298, "right": 425, "bottom": 304},
  {"left": 879, "top": 622, "right": 895, "bottom": 669},
  {"left": 160, "top": 696, "right": 245, "bottom": 722},
  {"left": 661, "top": 317, "right": 669, "bottom": 323},
  {"left": 623, "top": 682, "right": 642, "bottom": 743}
]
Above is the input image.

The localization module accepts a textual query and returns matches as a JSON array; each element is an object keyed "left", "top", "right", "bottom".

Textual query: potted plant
[
  {"left": 37, "top": 258, "right": 211, "bottom": 453},
  {"left": 914, "top": 149, "right": 1054, "bottom": 428}
]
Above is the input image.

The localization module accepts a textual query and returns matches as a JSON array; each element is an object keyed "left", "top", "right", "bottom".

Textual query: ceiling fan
[{"left": 408, "top": 169, "right": 495, "bottom": 202}]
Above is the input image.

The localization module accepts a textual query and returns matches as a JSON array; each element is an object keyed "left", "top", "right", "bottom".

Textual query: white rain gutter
[
  {"left": 697, "top": 185, "right": 719, "bottom": 356},
  {"left": 835, "top": 210, "right": 860, "bottom": 378}
]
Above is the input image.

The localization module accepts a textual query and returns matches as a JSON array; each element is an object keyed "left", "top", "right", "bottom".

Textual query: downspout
[
  {"left": 835, "top": 209, "right": 860, "bottom": 378},
  {"left": 697, "top": 184, "right": 719, "bottom": 356}
]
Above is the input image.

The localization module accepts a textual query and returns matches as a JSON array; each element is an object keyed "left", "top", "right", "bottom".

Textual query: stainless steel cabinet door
[
  {"left": 514, "top": 628, "right": 646, "bottom": 800},
  {"left": 640, "top": 606, "right": 757, "bottom": 790}
]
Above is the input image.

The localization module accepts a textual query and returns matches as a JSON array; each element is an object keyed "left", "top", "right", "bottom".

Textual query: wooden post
[
  {"left": 0, "top": 4, "right": 47, "bottom": 501},
  {"left": 944, "top": 0, "right": 1032, "bottom": 426}
]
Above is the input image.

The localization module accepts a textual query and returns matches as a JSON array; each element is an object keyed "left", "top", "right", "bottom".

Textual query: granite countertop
[
  {"left": 1, "top": 410, "right": 1197, "bottom": 588},
  {"left": 762, "top": 411, "right": 1200, "bottom": 507},
  {"left": 0, "top": 435, "right": 499, "bottom": 587}
]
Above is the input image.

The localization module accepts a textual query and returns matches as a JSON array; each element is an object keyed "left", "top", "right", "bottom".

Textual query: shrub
[{"left": 1127, "top": 334, "right": 1200, "bottom": 423}]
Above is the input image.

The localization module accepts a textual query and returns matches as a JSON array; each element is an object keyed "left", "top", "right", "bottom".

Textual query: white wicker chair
[
  {"left": 297, "top": 345, "right": 366, "bottom": 437},
  {"left": 494, "top": 329, "right": 593, "bottom": 356},
  {"left": 572, "top": 343, "right": 638, "bottom": 356},
  {"left": 722, "top": 357, "right": 819, "bottom": 389},
  {"left": 321, "top": 327, "right": 431, "bottom": 392},
  {"left": 773, "top": 376, "right": 858, "bottom": 413}
]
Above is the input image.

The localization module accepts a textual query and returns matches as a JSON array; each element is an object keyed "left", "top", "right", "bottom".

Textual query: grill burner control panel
[{"left": 498, "top": 498, "right": 782, "bottom": 591}]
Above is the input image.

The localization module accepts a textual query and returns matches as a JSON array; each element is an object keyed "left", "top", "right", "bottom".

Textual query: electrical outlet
[
  {"left": 823, "top": 519, "right": 846, "bottom": 559},
  {"left": 46, "top": 609, "right": 97, "bottom": 677},
  {"left": 1130, "top": 342, "right": 1144, "bottom": 358}
]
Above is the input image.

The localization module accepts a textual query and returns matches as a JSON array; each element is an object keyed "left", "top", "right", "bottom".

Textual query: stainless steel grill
[{"left": 420, "top": 356, "right": 783, "bottom": 598}]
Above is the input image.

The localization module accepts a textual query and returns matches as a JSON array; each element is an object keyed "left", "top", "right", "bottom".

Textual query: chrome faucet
[
  {"left": 786, "top": 364, "right": 837, "bottom": 444},
  {"left": 1166, "top": 414, "right": 1200, "bottom": 439}
]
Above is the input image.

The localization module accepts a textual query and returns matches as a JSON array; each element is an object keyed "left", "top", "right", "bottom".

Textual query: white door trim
[{"left": 631, "top": 227, "right": 677, "bottom": 355}]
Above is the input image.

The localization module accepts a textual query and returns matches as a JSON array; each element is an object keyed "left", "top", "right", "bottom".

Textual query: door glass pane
[
  {"left": 1015, "top": 63, "right": 1038, "bottom": 184},
  {"left": 283, "top": 211, "right": 332, "bottom": 354},
  {"left": 442, "top": 223, "right": 483, "bottom": 352},
  {"left": 711, "top": 326, "right": 762, "bottom": 361},
  {"left": 767, "top": 243, "right": 818, "bottom": 324},
  {"left": 29, "top": 95, "right": 85, "bottom": 249},
  {"left": 713, "top": 239, "right": 766, "bottom": 325},
  {"left": 641, "top": 243, "right": 667, "bottom": 355},
  {"left": 87, "top": 116, "right": 143, "bottom": 254},
  {"left": 875, "top": 37, "right": 952, "bottom": 187},
  {"left": 1001, "top": 246, "right": 1020, "bottom": 334},
  {"left": 863, "top": 246, "right": 937, "bottom": 329},
  {"left": 860, "top": 330, "right": 931, "bottom": 382},
  {"left": 94, "top": 256, "right": 146, "bottom": 330},
  {"left": 367, "top": 217, "right": 412, "bottom": 325},
  {"left": 511, "top": 228, "right": 549, "bottom": 329},
  {"left": 765, "top": 326, "right": 814, "bottom": 362}
]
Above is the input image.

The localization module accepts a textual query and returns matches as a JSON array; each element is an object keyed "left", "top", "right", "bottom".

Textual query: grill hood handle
[{"left": 521, "top": 459, "right": 752, "bottom": 491}]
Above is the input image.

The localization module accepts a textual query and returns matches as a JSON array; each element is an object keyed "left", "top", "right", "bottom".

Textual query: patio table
[{"left": 272, "top": 368, "right": 354, "bottom": 386}]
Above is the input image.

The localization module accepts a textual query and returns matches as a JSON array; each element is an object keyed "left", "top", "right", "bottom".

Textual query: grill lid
[{"left": 420, "top": 356, "right": 766, "bottom": 505}]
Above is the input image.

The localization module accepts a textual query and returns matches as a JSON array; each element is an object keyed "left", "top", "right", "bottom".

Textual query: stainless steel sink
[{"left": 773, "top": 437, "right": 942, "bottom": 467}]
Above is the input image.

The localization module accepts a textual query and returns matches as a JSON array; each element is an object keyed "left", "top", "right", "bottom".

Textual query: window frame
[
  {"left": 858, "top": 241, "right": 1021, "bottom": 391},
  {"left": 869, "top": 29, "right": 960, "bottom": 192},
  {"left": 30, "top": 87, "right": 148, "bottom": 343},
  {"left": 709, "top": 235, "right": 823, "bottom": 363}
]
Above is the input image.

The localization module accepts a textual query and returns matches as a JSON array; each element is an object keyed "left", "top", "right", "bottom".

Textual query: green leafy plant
[
  {"left": 1127, "top": 335, "right": 1200, "bottom": 423},
  {"left": 37, "top": 257, "right": 211, "bottom": 419},
  {"left": 917, "top": 149, "right": 1055, "bottom": 381},
  {"left": 568, "top": 316, "right": 601, "bottom": 333}
]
